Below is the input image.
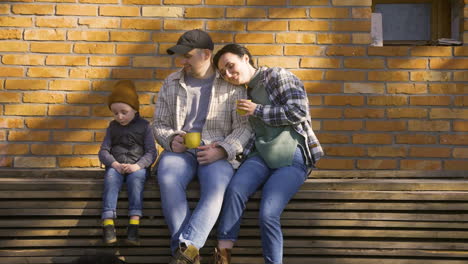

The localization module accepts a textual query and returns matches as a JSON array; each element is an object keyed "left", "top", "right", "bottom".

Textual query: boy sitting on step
[{"left": 98, "top": 80, "right": 157, "bottom": 245}]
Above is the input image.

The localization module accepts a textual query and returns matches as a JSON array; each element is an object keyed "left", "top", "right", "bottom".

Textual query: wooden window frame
[{"left": 372, "top": 0, "right": 451, "bottom": 45}]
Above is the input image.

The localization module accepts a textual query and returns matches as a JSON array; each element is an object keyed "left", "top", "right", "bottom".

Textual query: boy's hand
[
  {"left": 171, "top": 134, "right": 187, "bottom": 153},
  {"left": 111, "top": 161, "right": 125, "bottom": 174},
  {"left": 196, "top": 143, "right": 227, "bottom": 165},
  {"left": 123, "top": 164, "right": 141, "bottom": 174}
]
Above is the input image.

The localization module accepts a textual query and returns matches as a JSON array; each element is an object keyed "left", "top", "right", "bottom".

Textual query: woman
[{"left": 211, "top": 44, "right": 324, "bottom": 264}]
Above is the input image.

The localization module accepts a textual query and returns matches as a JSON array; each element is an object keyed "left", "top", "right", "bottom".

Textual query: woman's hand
[{"left": 237, "top": 99, "right": 257, "bottom": 116}]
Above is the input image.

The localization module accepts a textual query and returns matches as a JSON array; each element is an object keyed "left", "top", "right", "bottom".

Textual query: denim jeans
[
  {"left": 156, "top": 150, "right": 234, "bottom": 253},
  {"left": 217, "top": 147, "right": 308, "bottom": 264},
  {"left": 101, "top": 167, "right": 147, "bottom": 219}
]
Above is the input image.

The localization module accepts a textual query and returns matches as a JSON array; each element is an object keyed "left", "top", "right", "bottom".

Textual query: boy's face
[{"left": 110, "top": 102, "right": 137, "bottom": 126}]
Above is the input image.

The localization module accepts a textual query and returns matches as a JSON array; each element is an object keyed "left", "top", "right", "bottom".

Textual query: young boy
[{"left": 98, "top": 80, "right": 157, "bottom": 245}]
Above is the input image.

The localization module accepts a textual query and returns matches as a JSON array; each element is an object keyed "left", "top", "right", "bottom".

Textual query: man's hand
[
  {"left": 196, "top": 143, "right": 227, "bottom": 165},
  {"left": 123, "top": 163, "right": 141, "bottom": 174},
  {"left": 111, "top": 161, "right": 125, "bottom": 174},
  {"left": 171, "top": 134, "right": 187, "bottom": 153}
]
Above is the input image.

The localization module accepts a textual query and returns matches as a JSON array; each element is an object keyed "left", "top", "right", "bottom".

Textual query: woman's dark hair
[{"left": 213, "top": 43, "right": 255, "bottom": 69}]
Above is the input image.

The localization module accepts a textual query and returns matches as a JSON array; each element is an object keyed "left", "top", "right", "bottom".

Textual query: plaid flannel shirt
[
  {"left": 244, "top": 67, "right": 324, "bottom": 167},
  {"left": 152, "top": 69, "right": 252, "bottom": 167}
]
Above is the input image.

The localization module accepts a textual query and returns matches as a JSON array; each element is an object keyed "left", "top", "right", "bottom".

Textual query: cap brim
[{"left": 167, "top": 45, "right": 193, "bottom": 55}]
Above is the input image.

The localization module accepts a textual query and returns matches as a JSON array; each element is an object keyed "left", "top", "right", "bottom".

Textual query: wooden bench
[{"left": 0, "top": 170, "right": 468, "bottom": 264}]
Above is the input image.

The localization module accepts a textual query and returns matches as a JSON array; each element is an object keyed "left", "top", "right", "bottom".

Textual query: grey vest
[{"left": 109, "top": 115, "right": 148, "bottom": 164}]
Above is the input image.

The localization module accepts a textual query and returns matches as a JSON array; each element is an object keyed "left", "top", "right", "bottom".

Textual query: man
[{"left": 152, "top": 29, "right": 251, "bottom": 264}]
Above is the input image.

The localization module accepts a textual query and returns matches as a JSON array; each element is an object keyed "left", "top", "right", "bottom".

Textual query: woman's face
[{"left": 217, "top": 52, "right": 253, "bottom": 85}]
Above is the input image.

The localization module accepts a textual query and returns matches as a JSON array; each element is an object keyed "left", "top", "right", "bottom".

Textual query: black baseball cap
[{"left": 167, "top": 29, "right": 214, "bottom": 55}]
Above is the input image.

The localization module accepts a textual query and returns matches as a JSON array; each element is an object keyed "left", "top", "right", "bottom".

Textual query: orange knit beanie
[{"left": 107, "top": 80, "right": 139, "bottom": 111}]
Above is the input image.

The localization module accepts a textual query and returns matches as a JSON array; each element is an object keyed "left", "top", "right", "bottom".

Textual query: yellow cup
[
  {"left": 236, "top": 99, "right": 251, "bottom": 115},
  {"left": 183, "top": 132, "right": 201, "bottom": 149}
]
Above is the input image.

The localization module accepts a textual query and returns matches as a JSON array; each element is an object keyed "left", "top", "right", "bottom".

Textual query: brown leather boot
[{"left": 211, "top": 248, "right": 231, "bottom": 264}]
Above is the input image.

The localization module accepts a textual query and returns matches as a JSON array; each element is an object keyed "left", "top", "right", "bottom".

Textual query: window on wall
[{"left": 371, "top": 0, "right": 463, "bottom": 46}]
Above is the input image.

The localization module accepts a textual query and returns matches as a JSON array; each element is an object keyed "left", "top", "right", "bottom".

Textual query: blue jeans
[
  {"left": 217, "top": 147, "right": 308, "bottom": 264},
  {"left": 156, "top": 150, "right": 234, "bottom": 253},
  {"left": 101, "top": 167, "right": 147, "bottom": 219}
]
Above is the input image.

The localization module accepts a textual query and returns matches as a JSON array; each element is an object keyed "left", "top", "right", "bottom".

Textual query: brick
[
  {"left": 68, "top": 31, "right": 109, "bottom": 41},
  {"left": 408, "top": 120, "right": 450, "bottom": 131},
  {"left": 58, "top": 157, "right": 100, "bottom": 168},
  {"left": 441, "top": 135, "right": 468, "bottom": 145},
  {"left": 289, "top": 70, "right": 323, "bottom": 81},
  {"left": 5, "top": 104, "right": 47, "bottom": 116},
  {"left": 411, "top": 71, "right": 450, "bottom": 82},
  {"left": 120, "top": 19, "right": 161, "bottom": 30},
  {"left": 74, "top": 144, "right": 101, "bottom": 155},
  {"left": 25, "top": 29, "right": 66, "bottom": 40},
  {"left": 430, "top": 109, "right": 468, "bottom": 119},
  {"left": 74, "top": 43, "right": 114, "bottom": 54},
  {"left": 80, "top": 0, "right": 118, "bottom": 3},
  {"left": 50, "top": 80, "right": 90, "bottom": 91},
  {"left": 23, "top": 92, "right": 64, "bottom": 103},
  {"left": 48, "top": 105, "right": 89, "bottom": 116},
  {"left": 0, "top": 143, "right": 29, "bottom": 155},
  {"left": 245, "top": 45, "right": 282, "bottom": 56},
  {"left": 99, "top": 6, "right": 140, "bottom": 16},
  {"left": 124, "top": 0, "right": 165, "bottom": 3},
  {"left": 133, "top": 57, "right": 172, "bottom": 68},
  {"left": 344, "top": 58, "right": 384, "bottom": 69},
  {"left": 387, "top": 83, "right": 427, "bottom": 94},
  {"left": 163, "top": 0, "right": 201, "bottom": 3},
  {"left": 31, "top": 42, "right": 72, "bottom": 53},
  {"left": 396, "top": 134, "right": 436, "bottom": 145},
  {"left": 269, "top": 8, "right": 307, "bottom": 18},
  {"left": 310, "top": 7, "right": 349, "bottom": 18},
  {"left": 352, "top": 7, "right": 371, "bottom": 18},
  {"left": 185, "top": 7, "right": 224, "bottom": 18},
  {"left": 155, "top": 69, "right": 175, "bottom": 80},
  {"left": 353, "top": 133, "right": 393, "bottom": 144},
  {"left": 410, "top": 96, "right": 451, "bottom": 106},
  {"left": 88, "top": 56, "right": 130, "bottom": 66},
  {"left": 67, "top": 93, "right": 106, "bottom": 104},
  {"left": 292, "top": 0, "right": 329, "bottom": 4},
  {"left": 305, "top": 82, "right": 341, "bottom": 94},
  {"left": 206, "top": 0, "right": 243, "bottom": 4},
  {"left": 400, "top": 160, "right": 441, "bottom": 170},
  {"left": 247, "top": 21, "right": 288, "bottom": 31},
  {"left": 111, "top": 31, "right": 151, "bottom": 42},
  {"left": 78, "top": 18, "right": 119, "bottom": 29},
  {"left": 0, "top": 17, "right": 32, "bottom": 27},
  {"left": 14, "top": 157, "right": 56, "bottom": 168},
  {"left": 301, "top": 58, "right": 340, "bottom": 68},
  {"left": 454, "top": 121, "right": 468, "bottom": 132},
  {"left": 324, "top": 95, "right": 364, "bottom": 106},
  {"left": 316, "top": 133, "right": 349, "bottom": 144},
  {"left": 68, "top": 119, "right": 109, "bottom": 129},
  {"left": 276, "top": 33, "right": 316, "bottom": 44},
  {"left": 357, "top": 159, "right": 397, "bottom": 170},
  {"left": 316, "top": 158, "right": 354, "bottom": 170},
  {"left": 5, "top": 80, "right": 46, "bottom": 90},
  {"left": 325, "top": 71, "right": 365, "bottom": 81},
  {"left": 368, "top": 146, "right": 406, "bottom": 157},
  {"left": 0, "top": 131, "right": 5, "bottom": 141},
  {"left": 112, "top": 69, "right": 153, "bottom": 79},
  {"left": 163, "top": 20, "right": 204, "bottom": 30},
  {"left": 208, "top": 32, "right": 234, "bottom": 44},
  {"left": 116, "top": 44, "right": 156, "bottom": 55},
  {"left": 9, "top": 131, "right": 49, "bottom": 141},
  {"left": 387, "top": 108, "right": 427, "bottom": 119},
  {"left": 31, "top": 144, "right": 72, "bottom": 155},
  {"left": 2, "top": 55, "right": 44, "bottom": 66},
  {"left": 323, "top": 120, "right": 363, "bottom": 131},
  {"left": 430, "top": 59, "right": 468, "bottom": 70},
  {"left": 366, "top": 121, "right": 406, "bottom": 131},
  {"left": 344, "top": 108, "right": 384, "bottom": 118},
  {"left": 429, "top": 83, "right": 467, "bottom": 94},
  {"left": 56, "top": 5, "right": 97, "bottom": 16},
  {"left": 0, "top": 118, "right": 24, "bottom": 129},
  {"left": 409, "top": 147, "right": 451, "bottom": 158},
  {"left": 207, "top": 21, "right": 245, "bottom": 31},
  {"left": 0, "top": 67, "right": 23, "bottom": 77},
  {"left": 445, "top": 161, "right": 468, "bottom": 171},
  {"left": 453, "top": 148, "right": 468, "bottom": 158},
  {"left": 54, "top": 131, "right": 94, "bottom": 142},
  {"left": 70, "top": 68, "right": 111, "bottom": 79},
  {"left": 307, "top": 95, "right": 322, "bottom": 105},
  {"left": 0, "top": 29, "right": 22, "bottom": 40},
  {"left": 325, "top": 146, "right": 365, "bottom": 157},
  {"left": 36, "top": 17, "right": 75, "bottom": 28},
  {"left": 454, "top": 71, "right": 468, "bottom": 82},
  {"left": 226, "top": 8, "right": 266, "bottom": 18},
  {"left": 285, "top": 46, "right": 326, "bottom": 56},
  {"left": 317, "top": 33, "right": 351, "bottom": 44},
  {"left": 351, "top": 33, "right": 371, "bottom": 44},
  {"left": 331, "top": 20, "right": 370, "bottom": 31},
  {"left": 454, "top": 47, "right": 468, "bottom": 56},
  {"left": 387, "top": 59, "right": 427, "bottom": 69},
  {"left": 235, "top": 33, "right": 274, "bottom": 44},
  {"left": 332, "top": 0, "right": 371, "bottom": 5},
  {"left": 27, "top": 67, "right": 67, "bottom": 78},
  {"left": 258, "top": 57, "right": 298, "bottom": 68},
  {"left": 247, "top": 0, "right": 286, "bottom": 5},
  {"left": 0, "top": 4, "right": 9, "bottom": 14},
  {"left": 410, "top": 46, "right": 452, "bottom": 57},
  {"left": 368, "top": 71, "right": 409, "bottom": 82},
  {"left": 46, "top": 55, "right": 87, "bottom": 66},
  {"left": 344, "top": 83, "right": 384, "bottom": 94},
  {"left": 0, "top": 92, "right": 21, "bottom": 103},
  {"left": 310, "top": 108, "right": 342, "bottom": 118},
  {"left": 327, "top": 46, "right": 366, "bottom": 56},
  {"left": 454, "top": 96, "right": 468, "bottom": 106},
  {"left": 25, "top": 118, "right": 66, "bottom": 129},
  {"left": 367, "top": 46, "right": 409, "bottom": 56},
  {"left": 290, "top": 21, "right": 329, "bottom": 31},
  {"left": 0, "top": 41, "right": 28, "bottom": 52}
]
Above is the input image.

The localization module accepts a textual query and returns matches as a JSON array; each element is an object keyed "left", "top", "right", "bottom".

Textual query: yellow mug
[
  {"left": 183, "top": 132, "right": 201, "bottom": 149},
  {"left": 236, "top": 99, "right": 251, "bottom": 115}
]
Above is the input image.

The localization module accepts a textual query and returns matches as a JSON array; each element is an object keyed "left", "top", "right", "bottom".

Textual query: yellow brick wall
[{"left": 0, "top": 0, "right": 467, "bottom": 170}]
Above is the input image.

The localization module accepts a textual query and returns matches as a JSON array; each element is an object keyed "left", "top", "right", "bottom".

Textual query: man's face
[{"left": 177, "top": 49, "right": 210, "bottom": 78}]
